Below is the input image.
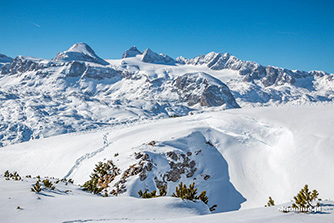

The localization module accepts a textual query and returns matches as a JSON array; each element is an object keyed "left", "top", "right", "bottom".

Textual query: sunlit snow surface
[{"left": 1, "top": 104, "right": 333, "bottom": 222}]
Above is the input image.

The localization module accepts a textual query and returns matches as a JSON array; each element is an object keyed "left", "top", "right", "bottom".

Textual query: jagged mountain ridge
[
  {"left": 123, "top": 46, "right": 175, "bottom": 64},
  {"left": 177, "top": 52, "right": 329, "bottom": 87},
  {"left": 0, "top": 43, "right": 333, "bottom": 147}
]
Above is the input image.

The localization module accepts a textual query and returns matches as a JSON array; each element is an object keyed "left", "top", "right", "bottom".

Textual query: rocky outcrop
[
  {"left": 141, "top": 48, "right": 175, "bottom": 64},
  {"left": 122, "top": 46, "right": 142, "bottom": 58},
  {"left": 173, "top": 72, "right": 240, "bottom": 108}
]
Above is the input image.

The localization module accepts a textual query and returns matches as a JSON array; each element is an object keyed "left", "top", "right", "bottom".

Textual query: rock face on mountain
[
  {"left": 0, "top": 54, "right": 13, "bottom": 63},
  {"left": 141, "top": 48, "right": 175, "bottom": 64},
  {"left": 0, "top": 54, "right": 13, "bottom": 71},
  {"left": 173, "top": 72, "right": 240, "bottom": 108},
  {"left": 122, "top": 46, "right": 142, "bottom": 58},
  {"left": 122, "top": 47, "right": 175, "bottom": 64},
  {"left": 177, "top": 52, "right": 327, "bottom": 87},
  {"left": 54, "top": 43, "right": 109, "bottom": 65}
]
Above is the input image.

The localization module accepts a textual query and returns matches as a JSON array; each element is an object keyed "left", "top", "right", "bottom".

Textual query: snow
[
  {"left": 1, "top": 176, "right": 333, "bottom": 223},
  {"left": 0, "top": 104, "right": 333, "bottom": 222}
]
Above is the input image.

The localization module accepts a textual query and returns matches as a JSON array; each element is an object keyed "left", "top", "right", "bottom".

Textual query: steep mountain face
[
  {"left": 122, "top": 46, "right": 175, "bottom": 64},
  {"left": 141, "top": 48, "right": 175, "bottom": 64},
  {"left": 122, "top": 46, "right": 142, "bottom": 58},
  {"left": 54, "top": 43, "right": 109, "bottom": 65},
  {"left": 173, "top": 72, "right": 240, "bottom": 108}
]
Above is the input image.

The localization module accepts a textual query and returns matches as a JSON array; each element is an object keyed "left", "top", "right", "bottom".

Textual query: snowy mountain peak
[
  {"left": 141, "top": 48, "right": 175, "bottom": 64},
  {"left": 0, "top": 54, "right": 13, "bottom": 71},
  {"left": 53, "top": 43, "right": 109, "bottom": 65},
  {"left": 0, "top": 54, "right": 13, "bottom": 63},
  {"left": 67, "top": 43, "right": 96, "bottom": 55},
  {"left": 122, "top": 46, "right": 142, "bottom": 58}
]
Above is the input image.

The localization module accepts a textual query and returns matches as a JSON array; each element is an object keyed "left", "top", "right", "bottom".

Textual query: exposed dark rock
[
  {"left": 195, "top": 150, "right": 202, "bottom": 155},
  {"left": 167, "top": 151, "right": 178, "bottom": 161},
  {"left": 206, "top": 141, "right": 214, "bottom": 146},
  {"left": 134, "top": 152, "right": 143, "bottom": 159},
  {"left": 141, "top": 48, "right": 175, "bottom": 64},
  {"left": 144, "top": 162, "right": 153, "bottom": 171},
  {"left": 173, "top": 72, "right": 240, "bottom": 108},
  {"left": 122, "top": 46, "right": 142, "bottom": 58}
]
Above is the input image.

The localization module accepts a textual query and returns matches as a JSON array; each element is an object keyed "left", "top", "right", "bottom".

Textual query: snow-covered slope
[{"left": 1, "top": 104, "right": 333, "bottom": 214}]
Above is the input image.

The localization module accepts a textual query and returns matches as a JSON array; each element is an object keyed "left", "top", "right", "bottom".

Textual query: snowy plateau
[{"left": 0, "top": 43, "right": 333, "bottom": 222}]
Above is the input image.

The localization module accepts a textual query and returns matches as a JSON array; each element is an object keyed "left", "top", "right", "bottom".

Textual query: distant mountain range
[{"left": 0, "top": 43, "right": 333, "bottom": 146}]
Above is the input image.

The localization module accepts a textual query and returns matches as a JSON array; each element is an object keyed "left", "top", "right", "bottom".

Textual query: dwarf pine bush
[
  {"left": 265, "top": 196, "right": 275, "bottom": 207},
  {"left": 82, "top": 160, "right": 119, "bottom": 194},
  {"left": 292, "top": 184, "right": 319, "bottom": 212},
  {"left": 4, "top": 170, "right": 21, "bottom": 181},
  {"left": 138, "top": 185, "right": 167, "bottom": 198},
  {"left": 31, "top": 181, "right": 42, "bottom": 193},
  {"left": 172, "top": 182, "right": 217, "bottom": 211},
  {"left": 43, "top": 179, "right": 55, "bottom": 190}
]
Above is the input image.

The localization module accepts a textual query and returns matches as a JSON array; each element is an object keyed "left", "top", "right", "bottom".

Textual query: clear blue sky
[{"left": 1, "top": 0, "right": 333, "bottom": 73}]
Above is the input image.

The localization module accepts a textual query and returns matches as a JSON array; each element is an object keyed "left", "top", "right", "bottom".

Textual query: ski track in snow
[{"left": 63, "top": 133, "right": 110, "bottom": 179}]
